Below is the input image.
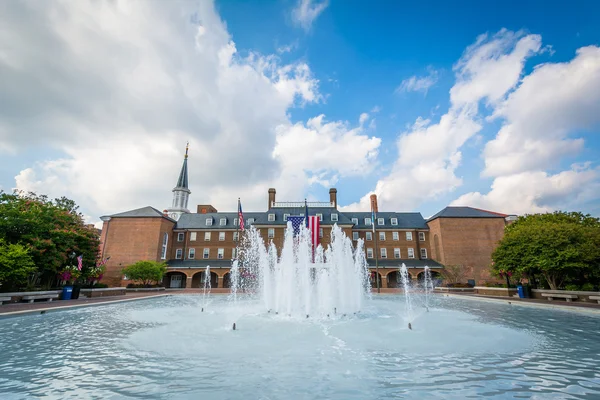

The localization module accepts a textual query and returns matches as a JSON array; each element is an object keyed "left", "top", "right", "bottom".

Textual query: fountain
[
  {"left": 201, "top": 265, "right": 211, "bottom": 312},
  {"left": 400, "top": 263, "right": 414, "bottom": 325},
  {"left": 231, "top": 223, "right": 370, "bottom": 318},
  {"left": 424, "top": 265, "right": 433, "bottom": 311}
]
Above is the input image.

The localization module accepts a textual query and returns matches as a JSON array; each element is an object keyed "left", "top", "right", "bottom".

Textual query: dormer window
[
  {"left": 391, "top": 218, "right": 398, "bottom": 226},
  {"left": 247, "top": 218, "right": 254, "bottom": 225},
  {"left": 233, "top": 218, "right": 238, "bottom": 226},
  {"left": 316, "top": 213, "right": 323, "bottom": 221},
  {"left": 206, "top": 218, "right": 213, "bottom": 226},
  {"left": 220, "top": 218, "right": 227, "bottom": 226},
  {"left": 268, "top": 214, "right": 275, "bottom": 222},
  {"left": 365, "top": 217, "right": 372, "bottom": 226},
  {"left": 283, "top": 213, "right": 290, "bottom": 221},
  {"left": 331, "top": 213, "right": 338, "bottom": 222},
  {"left": 352, "top": 218, "right": 358, "bottom": 225},
  {"left": 378, "top": 218, "right": 384, "bottom": 226}
]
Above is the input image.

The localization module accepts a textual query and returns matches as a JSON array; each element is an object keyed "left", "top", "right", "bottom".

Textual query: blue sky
[{"left": 1, "top": 0, "right": 599, "bottom": 224}]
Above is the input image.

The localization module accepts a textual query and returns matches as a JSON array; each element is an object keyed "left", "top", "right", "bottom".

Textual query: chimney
[
  {"left": 329, "top": 188, "right": 337, "bottom": 208},
  {"left": 370, "top": 194, "right": 378, "bottom": 213},
  {"left": 268, "top": 188, "right": 276, "bottom": 209},
  {"left": 163, "top": 209, "right": 169, "bottom": 217}
]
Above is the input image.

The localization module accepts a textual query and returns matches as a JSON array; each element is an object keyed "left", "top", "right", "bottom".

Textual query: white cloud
[
  {"left": 344, "top": 30, "right": 542, "bottom": 212},
  {"left": 1, "top": 0, "right": 378, "bottom": 221},
  {"left": 396, "top": 67, "right": 439, "bottom": 94},
  {"left": 291, "top": 0, "right": 329, "bottom": 32}
]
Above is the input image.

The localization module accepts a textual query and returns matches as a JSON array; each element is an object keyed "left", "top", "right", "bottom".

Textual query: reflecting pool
[{"left": 0, "top": 295, "right": 599, "bottom": 399}]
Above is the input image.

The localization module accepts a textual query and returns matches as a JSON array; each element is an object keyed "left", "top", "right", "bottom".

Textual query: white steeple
[{"left": 166, "top": 143, "right": 191, "bottom": 221}]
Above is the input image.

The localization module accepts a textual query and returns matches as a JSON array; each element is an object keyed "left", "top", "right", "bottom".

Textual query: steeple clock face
[{"left": 170, "top": 212, "right": 179, "bottom": 220}]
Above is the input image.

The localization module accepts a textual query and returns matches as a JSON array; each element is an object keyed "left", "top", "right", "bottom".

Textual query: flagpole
[
  {"left": 375, "top": 218, "right": 380, "bottom": 294},
  {"left": 236, "top": 198, "right": 241, "bottom": 260}
]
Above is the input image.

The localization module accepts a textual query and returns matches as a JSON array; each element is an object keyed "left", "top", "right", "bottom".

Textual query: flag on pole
[
  {"left": 308, "top": 215, "right": 320, "bottom": 249},
  {"left": 238, "top": 198, "right": 245, "bottom": 231},
  {"left": 77, "top": 255, "right": 83, "bottom": 271},
  {"left": 288, "top": 216, "right": 305, "bottom": 236},
  {"left": 304, "top": 199, "right": 309, "bottom": 228}
]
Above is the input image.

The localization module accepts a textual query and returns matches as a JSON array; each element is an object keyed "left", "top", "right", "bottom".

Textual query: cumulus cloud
[
  {"left": 1, "top": 0, "right": 378, "bottom": 220},
  {"left": 396, "top": 67, "right": 439, "bottom": 95},
  {"left": 344, "top": 30, "right": 542, "bottom": 212},
  {"left": 291, "top": 0, "right": 329, "bottom": 32}
]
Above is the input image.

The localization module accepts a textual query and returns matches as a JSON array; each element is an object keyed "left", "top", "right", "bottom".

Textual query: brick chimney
[
  {"left": 329, "top": 188, "right": 337, "bottom": 208},
  {"left": 370, "top": 194, "right": 378, "bottom": 212},
  {"left": 163, "top": 209, "right": 169, "bottom": 217},
  {"left": 268, "top": 188, "right": 276, "bottom": 209}
]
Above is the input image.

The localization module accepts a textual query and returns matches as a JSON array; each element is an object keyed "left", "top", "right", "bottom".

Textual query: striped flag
[
  {"left": 307, "top": 215, "right": 320, "bottom": 249},
  {"left": 77, "top": 255, "right": 83, "bottom": 271},
  {"left": 238, "top": 198, "right": 245, "bottom": 231}
]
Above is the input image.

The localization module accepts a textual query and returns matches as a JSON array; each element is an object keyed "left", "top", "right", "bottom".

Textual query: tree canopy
[
  {"left": 492, "top": 211, "right": 600, "bottom": 290},
  {"left": 0, "top": 190, "right": 101, "bottom": 290},
  {"left": 122, "top": 261, "right": 167, "bottom": 286}
]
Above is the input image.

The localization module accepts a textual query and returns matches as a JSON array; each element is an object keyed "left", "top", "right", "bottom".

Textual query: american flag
[
  {"left": 77, "top": 255, "right": 83, "bottom": 271},
  {"left": 238, "top": 198, "right": 245, "bottom": 231},
  {"left": 287, "top": 215, "right": 320, "bottom": 249},
  {"left": 288, "top": 216, "right": 305, "bottom": 236}
]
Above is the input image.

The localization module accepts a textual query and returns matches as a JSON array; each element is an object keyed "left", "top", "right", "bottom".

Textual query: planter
[
  {"left": 80, "top": 287, "right": 127, "bottom": 298},
  {"left": 474, "top": 286, "right": 518, "bottom": 297}
]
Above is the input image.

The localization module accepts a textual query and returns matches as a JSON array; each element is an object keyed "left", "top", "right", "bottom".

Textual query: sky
[{"left": 1, "top": 0, "right": 600, "bottom": 227}]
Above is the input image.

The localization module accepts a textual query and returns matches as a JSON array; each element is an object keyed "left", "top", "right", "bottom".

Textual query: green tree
[
  {"left": 0, "top": 240, "right": 37, "bottom": 291},
  {"left": 492, "top": 211, "right": 600, "bottom": 290},
  {"left": 122, "top": 261, "right": 167, "bottom": 286},
  {"left": 0, "top": 190, "right": 100, "bottom": 288}
]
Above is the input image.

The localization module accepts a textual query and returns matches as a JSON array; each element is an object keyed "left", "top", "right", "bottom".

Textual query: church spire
[{"left": 166, "top": 143, "right": 191, "bottom": 221}]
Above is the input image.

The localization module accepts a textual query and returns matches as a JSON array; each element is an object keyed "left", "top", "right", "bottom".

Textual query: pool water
[{"left": 0, "top": 295, "right": 599, "bottom": 399}]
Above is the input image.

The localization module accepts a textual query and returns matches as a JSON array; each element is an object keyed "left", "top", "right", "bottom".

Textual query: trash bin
[
  {"left": 62, "top": 286, "right": 73, "bottom": 300},
  {"left": 71, "top": 285, "right": 81, "bottom": 300},
  {"left": 517, "top": 285, "right": 524, "bottom": 298}
]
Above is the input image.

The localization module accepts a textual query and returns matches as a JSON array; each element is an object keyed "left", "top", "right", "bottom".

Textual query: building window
[
  {"left": 378, "top": 218, "right": 384, "bottom": 226},
  {"left": 391, "top": 218, "right": 398, "bottom": 226},
  {"left": 219, "top": 232, "right": 225, "bottom": 241},
  {"left": 319, "top": 228, "right": 323, "bottom": 238},
  {"left": 206, "top": 218, "right": 213, "bottom": 226},
  {"left": 331, "top": 213, "right": 338, "bottom": 222},
  {"left": 177, "top": 232, "right": 184, "bottom": 242},
  {"left": 283, "top": 213, "right": 290, "bottom": 221},
  {"left": 218, "top": 248, "right": 224, "bottom": 259},
  {"left": 379, "top": 232, "right": 386, "bottom": 241},
  {"left": 381, "top": 248, "right": 387, "bottom": 258},
  {"left": 176, "top": 249, "right": 183, "bottom": 259},
  {"left": 393, "top": 232, "right": 399, "bottom": 241},
  {"left": 366, "top": 232, "right": 372, "bottom": 241},
  {"left": 247, "top": 218, "right": 254, "bottom": 225},
  {"left": 421, "top": 248, "right": 428, "bottom": 259},
  {"left": 316, "top": 213, "right": 323, "bottom": 221},
  {"left": 406, "top": 232, "right": 413, "bottom": 241},
  {"left": 268, "top": 228, "right": 274, "bottom": 238},
  {"left": 408, "top": 248, "right": 415, "bottom": 259},
  {"left": 220, "top": 218, "right": 227, "bottom": 226},
  {"left": 233, "top": 218, "right": 238, "bottom": 226},
  {"left": 419, "top": 232, "right": 426, "bottom": 241},
  {"left": 190, "top": 232, "right": 197, "bottom": 241},
  {"left": 394, "top": 248, "right": 401, "bottom": 259},
  {"left": 366, "top": 248, "right": 374, "bottom": 258},
  {"left": 352, "top": 218, "right": 358, "bottom": 225},
  {"left": 204, "top": 232, "right": 211, "bottom": 241},
  {"left": 268, "top": 214, "right": 275, "bottom": 222},
  {"left": 160, "top": 233, "right": 168, "bottom": 260},
  {"left": 233, "top": 232, "right": 239, "bottom": 242},
  {"left": 203, "top": 248, "right": 209, "bottom": 259},
  {"left": 232, "top": 248, "right": 237, "bottom": 259},
  {"left": 352, "top": 232, "right": 359, "bottom": 241},
  {"left": 365, "top": 217, "right": 372, "bottom": 226},
  {"left": 188, "top": 248, "right": 195, "bottom": 259}
]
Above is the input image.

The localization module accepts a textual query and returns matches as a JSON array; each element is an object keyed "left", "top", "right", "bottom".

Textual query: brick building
[{"left": 99, "top": 150, "right": 514, "bottom": 288}]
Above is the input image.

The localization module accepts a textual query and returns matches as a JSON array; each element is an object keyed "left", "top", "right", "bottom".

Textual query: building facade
[{"left": 99, "top": 151, "right": 514, "bottom": 289}]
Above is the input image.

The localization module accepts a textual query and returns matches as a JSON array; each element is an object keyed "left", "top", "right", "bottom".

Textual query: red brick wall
[
  {"left": 427, "top": 217, "right": 506, "bottom": 284},
  {"left": 100, "top": 217, "right": 175, "bottom": 286}
]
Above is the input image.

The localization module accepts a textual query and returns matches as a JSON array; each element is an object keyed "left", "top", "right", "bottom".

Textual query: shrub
[
  {"left": 122, "top": 261, "right": 167, "bottom": 286},
  {"left": 564, "top": 284, "right": 579, "bottom": 291},
  {"left": 581, "top": 283, "right": 595, "bottom": 291}
]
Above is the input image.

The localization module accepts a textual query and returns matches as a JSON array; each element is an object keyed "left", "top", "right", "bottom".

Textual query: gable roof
[
  {"left": 104, "top": 206, "right": 172, "bottom": 219},
  {"left": 427, "top": 206, "right": 507, "bottom": 222}
]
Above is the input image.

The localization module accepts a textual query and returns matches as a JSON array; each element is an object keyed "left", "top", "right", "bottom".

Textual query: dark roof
[
  {"left": 105, "top": 206, "right": 172, "bottom": 219},
  {"left": 167, "top": 259, "right": 232, "bottom": 269},
  {"left": 175, "top": 157, "right": 188, "bottom": 189},
  {"left": 367, "top": 259, "right": 443, "bottom": 268},
  {"left": 344, "top": 212, "right": 428, "bottom": 230},
  {"left": 427, "top": 206, "right": 507, "bottom": 222}
]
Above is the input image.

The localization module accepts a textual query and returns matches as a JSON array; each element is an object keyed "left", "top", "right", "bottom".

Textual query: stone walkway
[{"left": 444, "top": 292, "right": 600, "bottom": 311}]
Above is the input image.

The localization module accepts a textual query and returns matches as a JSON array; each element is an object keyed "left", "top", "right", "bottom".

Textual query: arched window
[{"left": 161, "top": 233, "right": 168, "bottom": 259}]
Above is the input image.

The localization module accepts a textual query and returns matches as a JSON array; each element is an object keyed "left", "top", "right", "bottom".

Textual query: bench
[
  {"left": 589, "top": 296, "right": 600, "bottom": 304},
  {"left": 541, "top": 293, "right": 578, "bottom": 302},
  {"left": 0, "top": 297, "right": 11, "bottom": 305},
  {"left": 22, "top": 294, "right": 59, "bottom": 303}
]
